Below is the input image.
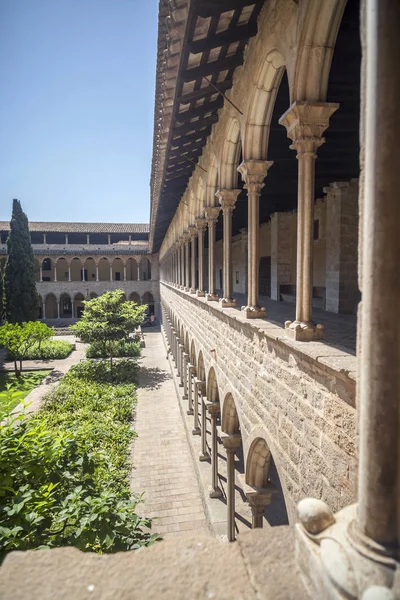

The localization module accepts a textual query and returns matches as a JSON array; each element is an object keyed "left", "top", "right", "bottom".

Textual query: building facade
[{"left": 0, "top": 221, "right": 160, "bottom": 322}]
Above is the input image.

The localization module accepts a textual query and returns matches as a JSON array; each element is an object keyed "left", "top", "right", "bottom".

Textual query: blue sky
[{"left": 0, "top": 0, "right": 158, "bottom": 224}]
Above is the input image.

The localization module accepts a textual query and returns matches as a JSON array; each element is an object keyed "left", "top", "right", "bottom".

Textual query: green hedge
[
  {"left": 86, "top": 339, "right": 141, "bottom": 359},
  {"left": 6, "top": 339, "right": 74, "bottom": 361},
  {"left": 0, "top": 359, "right": 158, "bottom": 558}
]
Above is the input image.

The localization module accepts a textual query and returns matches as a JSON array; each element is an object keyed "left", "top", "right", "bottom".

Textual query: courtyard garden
[
  {"left": 0, "top": 370, "right": 51, "bottom": 413},
  {"left": 0, "top": 290, "right": 158, "bottom": 560}
]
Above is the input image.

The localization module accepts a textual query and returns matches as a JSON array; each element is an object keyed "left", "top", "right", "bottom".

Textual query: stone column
[
  {"left": 123, "top": 264, "right": 127, "bottom": 282},
  {"left": 109, "top": 265, "right": 113, "bottom": 282},
  {"left": 40, "top": 266, "right": 43, "bottom": 282},
  {"left": 270, "top": 212, "right": 292, "bottom": 301},
  {"left": 216, "top": 190, "right": 240, "bottom": 308},
  {"left": 206, "top": 401, "right": 222, "bottom": 498},
  {"left": 54, "top": 264, "right": 57, "bottom": 282},
  {"left": 204, "top": 207, "right": 220, "bottom": 301},
  {"left": 65, "top": 234, "right": 68, "bottom": 244},
  {"left": 196, "top": 218, "right": 207, "bottom": 297},
  {"left": 179, "top": 344, "right": 184, "bottom": 387},
  {"left": 180, "top": 239, "right": 185, "bottom": 288},
  {"left": 137, "top": 263, "right": 140, "bottom": 281},
  {"left": 57, "top": 301, "right": 60, "bottom": 319},
  {"left": 182, "top": 352, "right": 188, "bottom": 400},
  {"left": 43, "top": 233, "right": 47, "bottom": 244},
  {"left": 199, "top": 385, "right": 209, "bottom": 461},
  {"left": 279, "top": 101, "right": 338, "bottom": 341},
  {"left": 221, "top": 433, "right": 241, "bottom": 542},
  {"left": 108, "top": 234, "right": 111, "bottom": 245},
  {"left": 42, "top": 302, "right": 46, "bottom": 319},
  {"left": 184, "top": 233, "right": 190, "bottom": 291},
  {"left": 187, "top": 364, "right": 195, "bottom": 416},
  {"left": 188, "top": 226, "right": 197, "bottom": 293},
  {"left": 246, "top": 489, "right": 273, "bottom": 529},
  {"left": 71, "top": 302, "right": 74, "bottom": 318},
  {"left": 86, "top": 234, "right": 90, "bottom": 244},
  {"left": 238, "top": 160, "right": 273, "bottom": 318},
  {"left": 95, "top": 264, "right": 99, "bottom": 282}
]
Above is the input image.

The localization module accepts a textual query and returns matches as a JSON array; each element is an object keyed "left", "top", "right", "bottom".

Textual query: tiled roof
[
  {"left": 0, "top": 221, "right": 149, "bottom": 234},
  {"left": 0, "top": 243, "right": 149, "bottom": 256}
]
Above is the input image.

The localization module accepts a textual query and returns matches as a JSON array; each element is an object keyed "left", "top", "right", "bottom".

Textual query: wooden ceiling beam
[
  {"left": 175, "top": 97, "right": 223, "bottom": 122},
  {"left": 171, "top": 127, "right": 211, "bottom": 148},
  {"left": 173, "top": 114, "right": 218, "bottom": 135},
  {"left": 188, "top": 23, "right": 257, "bottom": 54},
  {"left": 178, "top": 80, "right": 232, "bottom": 105},
  {"left": 181, "top": 53, "right": 243, "bottom": 82},
  {"left": 195, "top": 0, "right": 261, "bottom": 18}
]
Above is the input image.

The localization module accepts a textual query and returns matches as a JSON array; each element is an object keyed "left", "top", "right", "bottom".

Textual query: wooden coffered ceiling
[{"left": 150, "top": 0, "right": 265, "bottom": 253}]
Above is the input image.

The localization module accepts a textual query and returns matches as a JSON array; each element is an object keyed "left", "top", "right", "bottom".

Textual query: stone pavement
[{"left": 131, "top": 327, "right": 209, "bottom": 538}]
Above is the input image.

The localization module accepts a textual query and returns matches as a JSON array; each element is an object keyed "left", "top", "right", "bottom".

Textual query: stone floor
[
  {"left": 232, "top": 293, "right": 357, "bottom": 354},
  {"left": 131, "top": 328, "right": 209, "bottom": 538}
]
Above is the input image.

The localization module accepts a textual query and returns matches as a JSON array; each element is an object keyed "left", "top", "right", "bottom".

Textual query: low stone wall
[{"left": 161, "top": 283, "right": 357, "bottom": 522}]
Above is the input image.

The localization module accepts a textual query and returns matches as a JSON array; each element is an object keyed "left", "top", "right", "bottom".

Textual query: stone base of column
[
  {"left": 205, "top": 293, "right": 219, "bottom": 302},
  {"left": 196, "top": 290, "right": 205, "bottom": 297},
  {"left": 199, "top": 452, "right": 210, "bottom": 462},
  {"left": 219, "top": 298, "right": 237, "bottom": 308},
  {"left": 190, "top": 288, "right": 196, "bottom": 294},
  {"left": 182, "top": 394, "right": 188, "bottom": 400},
  {"left": 209, "top": 486, "right": 223, "bottom": 499},
  {"left": 192, "top": 427, "right": 201, "bottom": 436},
  {"left": 184, "top": 287, "right": 190, "bottom": 292},
  {"left": 187, "top": 408, "right": 193, "bottom": 415},
  {"left": 241, "top": 305, "right": 266, "bottom": 319},
  {"left": 295, "top": 501, "right": 399, "bottom": 599},
  {"left": 284, "top": 320, "right": 324, "bottom": 341}
]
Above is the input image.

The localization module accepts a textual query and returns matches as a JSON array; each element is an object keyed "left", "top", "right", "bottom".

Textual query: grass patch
[
  {"left": 6, "top": 339, "right": 74, "bottom": 361},
  {"left": 0, "top": 370, "right": 51, "bottom": 413},
  {"left": 0, "top": 359, "right": 158, "bottom": 558},
  {"left": 86, "top": 339, "right": 141, "bottom": 359}
]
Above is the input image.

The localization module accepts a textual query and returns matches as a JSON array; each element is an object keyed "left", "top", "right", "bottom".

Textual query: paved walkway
[{"left": 131, "top": 328, "right": 209, "bottom": 538}]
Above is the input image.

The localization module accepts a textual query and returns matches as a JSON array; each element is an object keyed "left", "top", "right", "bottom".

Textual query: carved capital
[
  {"left": 204, "top": 205, "right": 220, "bottom": 225},
  {"left": 195, "top": 217, "right": 207, "bottom": 232},
  {"left": 216, "top": 189, "right": 241, "bottom": 213},
  {"left": 188, "top": 225, "right": 197, "bottom": 238},
  {"left": 205, "top": 401, "right": 220, "bottom": 418},
  {"left": 238, "top": 160, "right": 274, "bottom": 193},
  {"left": 221, "top": 432, "right": 242, "bottom": 452},
  {"left": 279, "top": 101, "right": 339, "bottom": 155}
]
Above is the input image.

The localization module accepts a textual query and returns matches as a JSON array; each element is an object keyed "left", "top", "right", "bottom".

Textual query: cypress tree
[{"left": 4, "top": 199, "right": 38, "bottom": 323}]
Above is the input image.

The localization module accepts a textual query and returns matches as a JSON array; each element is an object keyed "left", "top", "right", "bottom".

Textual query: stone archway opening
[
  {"left": 126, "top": 257, "right": 138, "bottom": 281},
  {"left": 245, "top": 437, "right": 289, "bottom": 527},
  {"left": 98, "top": 257, "right": 110, "bottom": 281},
  {"left": 45, "top": 293, "right": 57, "bottom": 319},
  {"left": 74, "top": 293, "right": 85, "bottom": 319},
  {"left": 83, "top": 257, "right": 96, "bottom": 282},
  {"left": 140, "top": 257, "right": 151, "bottom": 281},
  {"left": 60, "top": 293, "right": 72, "bottom": 318},
  {"left": 129, "top": 292, "right": 141, "bottom": 304},
  {"left": 56, "top": 257, "right": 69, "bottom": 282},
  {"left": 142, "top": 292, "right": 154, "bottom": 316},
  {"left": 70, "top": 257, "right": 83, "bottom": 282},
  {"left": 112, "top": 257, "right": 124, "bottom": 282},
  {"left": 42, "top": 257, "right": 54, "bottom": 282}
]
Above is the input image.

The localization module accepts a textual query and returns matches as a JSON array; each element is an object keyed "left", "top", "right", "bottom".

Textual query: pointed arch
[{"left": 206, "top": 366, "right": 219, "bottom": 403}]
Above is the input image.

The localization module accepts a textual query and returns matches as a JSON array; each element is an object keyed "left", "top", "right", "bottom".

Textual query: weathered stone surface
[{"left": 0, "top": 530, "right": 310, "bottom": 600}]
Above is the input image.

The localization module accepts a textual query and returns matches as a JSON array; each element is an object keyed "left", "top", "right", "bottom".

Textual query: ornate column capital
[
  {"left": 204, "top": 205, "right": 220, "bottom": 224},
  {"left": 238, "top": 160, "right": 274, "bottom": 193},
  {"left": 188, "top": 225, "right": 197, "bottom": 238},
  {"left": 195, "top": 217, "right": 207, "bottom": 232},
  {"left": 205, "top": 401, "right": 220, "bottom": 418},
  {"left": 279, "top": 101, "right": 339, "bottom": 155},
  {"left": 216, "top": 189, "right": 241, "bottom": 213},
  {"left": 221, "top": 432, "right": 242, "bottom": 453},
  {"left": 182, "top": 230, "right": 190, "bottom": 243}
]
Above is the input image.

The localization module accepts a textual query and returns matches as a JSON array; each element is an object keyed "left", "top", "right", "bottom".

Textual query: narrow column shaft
[
  {"left": 226, "top": 449, "right": 235, "bottom": 541},
  {"left": 54, "top": 265, "right": 57, "bottom": 282},
  {"left": 223, "top": 208, "right": 233, "bottom": 300},
  {"left": 95, "top": 265, "right": 98, "bottom": 282},
  {"left": 123, "top": 265, "right": 127, "bottom": 282},
  {"left": 190, "top": 233, "right": 196, "bottom": 291},
  {"left": 57, "top": 301, "right": 60, "bottom": 319},
  {"left": 296, "top": 152, "right": 315, "bottom": 323},
  {"left": 358, "top": 0, "right": 400, "bottom": 548},
  {"left": 199, "top": 395, "right": 209, "bottom": 461},
  {"left": 185, "top": 240, "right": 190, "bottom": 289},
  {"left": 210, "top": 414, "right": 221, "bottom": 497},
  {"left": 208, "top": 221, "right": 216, "bottom": 295},
  {"left": 182, "top": 353, "right": 188, "bottom": 399},
  {"left": 187, "top": 366, "right": 194, "bottom": 416},
  {"left": 179, "top": 344, "right": 184, "bottom": 387},
  {"left": 198, "top": 228, "right": 204, "bottom": 292},
  {"left": 109, "top": 266, "right": 113, "bottom": 281},
  {"left": 247, "top": 190, "right": 258, "bottom": 307},
  {"left": 40, "top": 266, "right": 43, "bottom": 282},
  {"left": 42, "top": 303, "right": 46, "bottom": 319}
]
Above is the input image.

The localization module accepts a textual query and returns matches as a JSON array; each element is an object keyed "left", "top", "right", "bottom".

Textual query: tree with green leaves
[
  {"left": 0, "top": 321, "right": 53, "bottom": 376},
  {"left": 71, "top": 290, "right": 146, "bottom": 370},
  {"left": 3, "top": 199, "right": 38, "bottom": 323}
]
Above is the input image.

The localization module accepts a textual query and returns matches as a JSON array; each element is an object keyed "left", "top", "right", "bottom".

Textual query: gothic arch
[
  {"left": 206, "top": 366, "right": 219, "bottom": 403},
  {"left": 221, "top": 392, "right": 240, "bottom": 435},
  {"left": 218, "top": 118, "right": 242, "bottom": 190}
]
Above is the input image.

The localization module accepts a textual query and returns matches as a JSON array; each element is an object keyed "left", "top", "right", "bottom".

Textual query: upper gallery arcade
[{"left": 153, "top": 0, "right": 360, "bottom": 342}]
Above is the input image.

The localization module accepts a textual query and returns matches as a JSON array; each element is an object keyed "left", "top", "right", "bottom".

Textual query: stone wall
[{"left": 161, "top": 283, "right": 357, "bottom": 522}]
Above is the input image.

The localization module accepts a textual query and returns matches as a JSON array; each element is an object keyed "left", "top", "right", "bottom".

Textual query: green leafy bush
[
  {"left": 71, "top": 358, "right": 139, "bottom": 384},
  {"left": 0, "top": 360, "right": 158, "bottom": 558},
  {"left": 0, "top": 321, "right": 53, "bottom": 376},
  {"left": 6, "top": 339, "right": 74, "bottom": 361},
  {"left": 86, "top": 339, "right": 141, "bottom": 359}
]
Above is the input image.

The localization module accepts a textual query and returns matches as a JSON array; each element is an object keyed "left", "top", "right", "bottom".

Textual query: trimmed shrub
[
  {"left": 6, "top": 339, "right": 74, "bottom": 361},
  {"left": 86, "top": 339, "right": 141, "bottom": 359}
]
